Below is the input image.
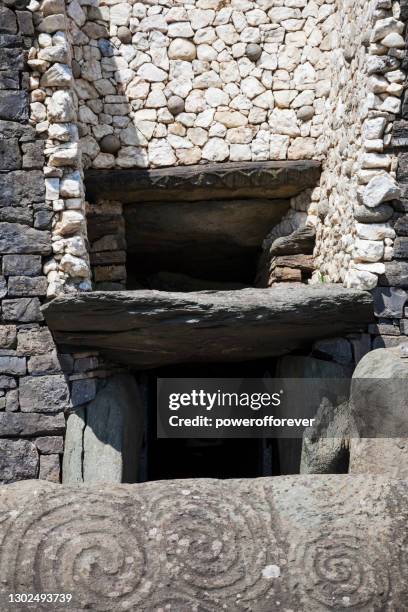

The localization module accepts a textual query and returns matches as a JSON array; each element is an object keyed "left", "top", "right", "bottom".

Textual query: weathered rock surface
[
  {"left": 270, "top": 225, "right": 315, "bottom": 256},
  {"left": 63, "top": 375, "right": 144, "bottom": 484},
  {"left": 0, "top": 476, "right": 407, "bottom": 610},
  {"left": 349, "top": 348, "right": 408, "bottom": 476},
  {"left": 0, "top": 440, "right": 39, "bottom": 483},
  {"left": 275, "top": 356, "right": 353, "bottom": 475},
  {"left": 85, "top": 160, "right": 321, "bottom": 203},
  {"left": 43, "top": 286, "right": 373, "bottom": 368}
]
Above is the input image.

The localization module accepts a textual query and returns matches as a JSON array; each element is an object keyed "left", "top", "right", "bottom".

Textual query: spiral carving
[
  {"left": 294, "top": 533, "right": 389, "bottom": 609},
  {"left": 148, "top": 483, "right": 281, "bottom": 605},
  {"left": 0, "top": 490, "right": 152, "bottom": 611}
]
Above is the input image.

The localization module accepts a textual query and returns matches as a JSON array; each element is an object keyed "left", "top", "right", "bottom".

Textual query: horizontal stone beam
[
  {"left": 0, "top": 475, "right": 405, "bottom": 609},
  {"left": 43, "top": 285, "right": 373, "bottom": 368},
  {"left": 85, "top": 160, "right": 321, "bottom": 203}
]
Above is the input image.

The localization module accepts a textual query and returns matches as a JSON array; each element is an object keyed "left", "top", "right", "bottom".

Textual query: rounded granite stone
[
  {"left": 168, "top": 95, "right": 185, "bottom": 116},
  {"left": 117, "top": 26, "right": 132, "bottom": 44},
  {"left": 100, "top": 135, "right": 121, "bottom": 155},
  {"left": 245, "top": 43, "right": 262, "bottom": 62}
]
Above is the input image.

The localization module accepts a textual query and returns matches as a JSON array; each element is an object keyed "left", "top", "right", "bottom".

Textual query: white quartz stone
[
  {"left": 47, "top": 91, "right": 75, "bottom": 123},
  {"left": 354, "top": 239, "right": 384, "bottom": 263},
  {"left": 202, "top": 137, "right": 229, "bottom": 161},
  {"left": 362, "top": 174, "right": 401, "bottom": 208},
  {"left": 148, "top": 139, "right": 177, "bottom": 166},
  {"left": 137, "top": 64, "right": 167, "bottom": 82},
  {"left": 356, "top": 222, "right": 395, "bottom": 240}
]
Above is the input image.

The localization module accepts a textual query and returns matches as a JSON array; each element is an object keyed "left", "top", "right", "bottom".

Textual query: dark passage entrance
[{"left": 137, "top": 359, "right": 284, "bottom": 482}]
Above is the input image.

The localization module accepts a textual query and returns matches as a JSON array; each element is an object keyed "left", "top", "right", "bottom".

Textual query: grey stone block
[
  {"left": 16, "top": 10, "right": 33, "bottom": 35},
  {"left": 28, "top": 350, "right": 60, "bottom": 375},
  {"left": 0, "top": 48, "right": 23, "bottom": 71},
  {"left": 34, "top": 210, "right": 52, "bottom": 230},
  {"left": 3, "top": 254, "right": 42, "bottom": 277},
  {"left": 0, "top": 355, "right": 25, "bottom": 375},
  {"left": 0, "top": 440, "right": 38, "bottom": 484},
  {"left": 0, "top": 91, "right": 27, "bottom": 122},
  {"left": 0, "top": 7, "right": 17, "bottom": 34},
  {"left": 35, "top": 436, "right": 64, "bottom": 454},
  {"left": 17, "top": 327, "right": 54, "bottom": 355},
  {"left": 19, "top": 375, "right": 70, "bottom": 414},
  {"left": 378, "top": 262, "right": 408, "bottom": 287},
  {"left": 0, "top": 375, "right": 16, "bottom": 389},
  {"left": 7, "top": 276, "right": 47, "bottom": 297},
  {"left": 21, "top": 141, "right": 44, "bottom": 170},
  {"left": 0, "top": 170, "right": 44, "bottom": 207},
  {"left": 39, "top": 454, "right": 60, "bottom": 482},
  {"left": 0, "top": 207, "right": 32, "bottom": 224},
  {"left": 70, "top": 378, "right": 97, "bottom": 407},
  {"left": 2, "top": 298, "right": 43, "bottom": 322},
  {"left": 83, "top": 375, "right": 144, "bottom": 484},
  {"left": 5, "top": 388, "right": 18, "bottom": 411},
  {"left": 372, "top": 286, "right": 408, "bottom": 318},
  {"left": 0, "top": 224, "right": 50, "bottom": 255},
  {"left": 0, "top": 411, "right": 65, "bottom": 436},
  {"left": 0, "top": 137, "right": 21, "bottom": 170},
  {"left": 0, "top": 276, "right": 7, "bottom": 298},
  {"left": 393, "top": 237, "right": 408, "bottom": 259},
  {"left": 0, "top": 34, "right": 22, "bottom": 49},
  {"left": 0, "top": 325, "right": 17, "bottom": 348},
  {"left": 313, "top": 337, "right": 353, "bottom": 364},
  {"left": 0, "top": 70, "right": 19, "bottom": 90}
]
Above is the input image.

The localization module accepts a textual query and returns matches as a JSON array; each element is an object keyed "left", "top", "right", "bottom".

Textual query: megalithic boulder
[{"left": 0, "top": 475, "right": 406, "bottom": 610}]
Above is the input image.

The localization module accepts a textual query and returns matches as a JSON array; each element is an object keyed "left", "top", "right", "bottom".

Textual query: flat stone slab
[
  {"left": 85, "top": 160, "right": 321, "bottom": 203},
  {"left": 43, "top": 285, "right": 373, "bottom": 368},
  {"left": 0, "top": 475, "right": 406, "bottom": 610}
]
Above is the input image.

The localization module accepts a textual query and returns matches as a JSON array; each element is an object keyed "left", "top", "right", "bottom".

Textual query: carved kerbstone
[{"left": 0, "top": 475, "right": 407, "bottom": 610}]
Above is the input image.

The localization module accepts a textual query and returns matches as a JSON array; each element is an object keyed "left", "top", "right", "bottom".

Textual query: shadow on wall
[{"left": 71, "top": 0, "right": 320, "bottom": 171}]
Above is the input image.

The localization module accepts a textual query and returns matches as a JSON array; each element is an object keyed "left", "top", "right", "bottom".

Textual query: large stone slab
[
  {"left": 0, "top": 475, "right": 407, "bottom": 610},
  {"left": 85, "top": 160, "right": 321, "bottom": 203},
  {"left": 349, "top": 348, "right": 408, "bottom": 477},
  {"left": 63, "top": 374, "right": 144, "bottom": 484},
  {"left": 43, "top": 285, "right": 374, "bottom": 368}
]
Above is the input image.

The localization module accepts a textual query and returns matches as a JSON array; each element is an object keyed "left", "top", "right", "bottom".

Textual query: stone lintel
[{"left": 85, "top": 160, "right": 321, "bottom": 203}]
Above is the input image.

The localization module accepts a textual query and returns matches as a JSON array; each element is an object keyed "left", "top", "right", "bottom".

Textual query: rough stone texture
[
  {"left": 0, "top": 476, "right": 407, "bottom": 610},
  {"left": 0, "top": 440, "right": 39, "bottom": 483},
  {"left": 275, "top": 356, "right": 352, "bottom": 475},
  {"left": 85, "top": 161, "right": 321, "bottom": 203},
  {"left": 0, "top": 412, "right": 65, "bottom": 437},
  {"left": 349, "top": 348, "right": 408, "bottom": 476},
  {"left": 19, "top": 375, "right": 71, "bottom": 414},
  {"left": 43, "top": 286, "right": 373, "bottom": 368},
  {"left": 63, "top": 375, "right": 144, "bottom": 484}
]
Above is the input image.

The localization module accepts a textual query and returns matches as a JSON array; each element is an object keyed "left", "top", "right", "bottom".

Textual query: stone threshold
[
  {"left": 43, "top": 284, "right": 373, "bottom": 369},
  {"left": 85, "top": 160, "right": 321, "bottom": 203}
]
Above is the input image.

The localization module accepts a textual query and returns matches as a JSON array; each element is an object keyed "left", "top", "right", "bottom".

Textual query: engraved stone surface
[
  {"left": 85, "top": 161, "right": 321, "bottom": 203},
  {"left": 0, "top": 475, "right": 406, "bottom": 610}
]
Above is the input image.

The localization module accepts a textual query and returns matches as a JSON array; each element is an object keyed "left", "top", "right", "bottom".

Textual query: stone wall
[
  {"left": 24, "top": 0, "right": 408, "bottom": 296},
  {"left": 61, "top": 0, "right": 335, "bottom": 169}
]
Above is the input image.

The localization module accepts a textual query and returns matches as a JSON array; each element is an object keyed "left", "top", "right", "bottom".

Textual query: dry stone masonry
[{"left": 2, "top": 0, "right": 408, "bottom": 490}]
